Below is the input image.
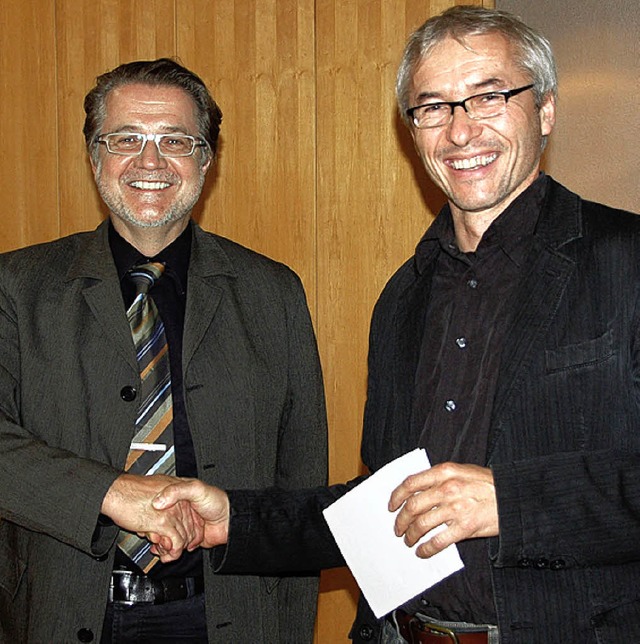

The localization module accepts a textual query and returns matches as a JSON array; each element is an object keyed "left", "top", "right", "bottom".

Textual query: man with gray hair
[{"left": 155, "top": 6, "right": 640, "bottom": 643}]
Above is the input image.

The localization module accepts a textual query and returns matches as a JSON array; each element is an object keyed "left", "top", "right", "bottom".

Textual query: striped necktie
[{"left": 117, "top": 261, "right": 175, "bottom": 573}]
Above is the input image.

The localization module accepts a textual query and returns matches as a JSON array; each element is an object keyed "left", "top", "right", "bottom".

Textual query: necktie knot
[{"left": 128, "top": 262, "right": 165, "bottom": 296}]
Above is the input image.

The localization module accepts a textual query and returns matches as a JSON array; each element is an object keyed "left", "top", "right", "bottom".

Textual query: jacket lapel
[
  {"left": 488, "top": 180, "right": 583, "bottom": 458},
  {"left": 66, "top": 222, "right": 137, "bottom": 371},
  {"left": 182, "top": 225, "right": 235, "bottom": 372}
]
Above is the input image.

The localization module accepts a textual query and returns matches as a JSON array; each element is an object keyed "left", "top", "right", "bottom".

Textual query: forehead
[
  {"left": 102, "top": 83, "right": 199, "bottom": 131},
  {"left": 411, "top": 32, "right": 524, "bottom": 99}
]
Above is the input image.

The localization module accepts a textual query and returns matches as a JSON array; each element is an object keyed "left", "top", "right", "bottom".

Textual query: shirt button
[
  {"left": 444, "top": 400, "right": 456, "bottom": 412},
  {"left": 455, "top": 337, "right": 467, "bottom": 348},
  {"left": 467, "top": 278, "right": 478, "bottom": 289}
]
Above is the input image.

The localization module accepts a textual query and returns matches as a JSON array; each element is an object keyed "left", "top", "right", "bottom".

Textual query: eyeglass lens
[
  {"left": 414, "top": 93, "right": 509, "bottom": 128},
  {"left": 104, "top": 133, "right": 197, "bottom": 157}
]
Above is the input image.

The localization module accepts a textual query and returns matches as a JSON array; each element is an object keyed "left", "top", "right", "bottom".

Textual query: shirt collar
[
  {"left": 108, "top": 221, "right": 192, "bottom": 294},
  {"left": 415, "top": 173, "right": 549, "bottom": 273}
]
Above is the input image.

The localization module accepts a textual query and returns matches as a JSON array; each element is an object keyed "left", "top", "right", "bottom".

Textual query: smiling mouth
[
  {"left": 129, "top": 180, "right": 172, "bottom": 190},
  {"left": 449, "top": 153, "right": 498, "bottom": 171}
]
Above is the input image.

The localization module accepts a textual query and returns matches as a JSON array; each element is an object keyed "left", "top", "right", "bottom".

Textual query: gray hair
[
  {"left": 83, "top": 58, "right": 222, "bottom": 165},
  {"left": 396, "top": 5, "right": 557, "bottom": 127}
]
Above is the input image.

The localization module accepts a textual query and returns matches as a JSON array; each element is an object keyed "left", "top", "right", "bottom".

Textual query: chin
[{"left": 121, "top": 210, "right": 183, "bottom": 229}]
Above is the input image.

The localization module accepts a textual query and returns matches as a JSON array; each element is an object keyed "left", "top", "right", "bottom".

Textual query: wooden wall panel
[
  {"left": 176, "top": 0, "right": 318, "bottom": 309},
  {"left": 55, "top": 0, "right": 178, "bottom": 237},
  {"left": 0, "top": 2, "right": 59, "bottom": 250},
  {"left": 0, "top": 1, "right": 490, "bottom": 641}
]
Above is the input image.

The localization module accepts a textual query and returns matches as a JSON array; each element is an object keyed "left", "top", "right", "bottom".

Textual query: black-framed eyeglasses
[
  {"left": 406, "top": 84, "right": 535, "bottom": 129},
  {"left": 95, "top": 132, "right": 208, "bottom": 158}
]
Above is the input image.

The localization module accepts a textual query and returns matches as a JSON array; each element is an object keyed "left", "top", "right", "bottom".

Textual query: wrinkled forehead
[
  {"left": 102, "top": 83, "right": 199, "bottom": 132},
  {"left": 411, "top": 33, "right": 524, "bottom": 98}
]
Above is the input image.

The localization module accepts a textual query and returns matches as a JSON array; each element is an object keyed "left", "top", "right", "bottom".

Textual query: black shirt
[
  {"left": 109, "top": 222, "right": 202, "bottom": 580},
  {"left": 406, "top": 174, "right": 549, "bottom": 622}
]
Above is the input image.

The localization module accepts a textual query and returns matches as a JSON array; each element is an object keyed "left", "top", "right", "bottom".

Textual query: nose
[
  {"left": 134, "top": 138, "right": 167, "bottom": 169},
  {"left": 446, "top": 105, "right": 482, "bottom": 147}
]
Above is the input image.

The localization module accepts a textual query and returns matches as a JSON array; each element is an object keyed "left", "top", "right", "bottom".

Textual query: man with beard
[{"left": 0, "top": 58, "right": 327, "bottom": 643}]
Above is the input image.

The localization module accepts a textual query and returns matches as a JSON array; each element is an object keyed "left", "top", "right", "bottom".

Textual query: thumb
[{"left": 152, "top": 484, "right": 182, "bottom": 510}]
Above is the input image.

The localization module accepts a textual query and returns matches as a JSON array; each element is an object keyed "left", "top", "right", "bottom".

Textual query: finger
[
  {"left": 162, "top": 506, "right": 189, "bottom": 546},
  {"left": 389, "top": 469, "right": 438, "bottom": 512},
  {"left": 157, "top": 548, "right": 182, "bottom": 563},
  {"left": 153, "top": 480, "right": 196, "bottom": 510},
  {"left": 180, "top": 500, "right": 204, "bottom": 545},
  {"left": 186, "top": 510, "right": 205, "bottom": 551},
  {"left": 399, "top": 505, "right": 448, "bottom": 546},
  {"left": 394, "top": 487, "right": 441, "bottom": 537},
  {"left": 414, "top": 523, "right": 456, "bottom": 559}
]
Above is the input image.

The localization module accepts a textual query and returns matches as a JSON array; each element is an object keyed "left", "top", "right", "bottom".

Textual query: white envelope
[{"left": 323, "top": 448, "right": 464, "bottom": 618}]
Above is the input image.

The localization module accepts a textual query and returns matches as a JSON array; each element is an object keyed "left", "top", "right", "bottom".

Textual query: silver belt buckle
[{"left": 109, "top": 569, "right": 136, "bottom": 605}]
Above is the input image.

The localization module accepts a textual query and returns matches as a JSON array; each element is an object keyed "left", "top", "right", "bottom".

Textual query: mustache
[
  {"left": 438, "top": 141, "right": 505, "bottom": 158},
  {"left": 121, "top": 171, "right": 179, "bottom": 183}
]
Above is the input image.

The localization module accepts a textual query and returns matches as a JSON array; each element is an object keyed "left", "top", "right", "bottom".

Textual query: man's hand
[
  {"left": 101, "top": 473, "right": 204, "bottom": 562},
  {"left": 389, "top": 462, "right": 498, "bottom": 558},
  {"left": 152, "top": 479, "right": 230, "bottom": 549}
]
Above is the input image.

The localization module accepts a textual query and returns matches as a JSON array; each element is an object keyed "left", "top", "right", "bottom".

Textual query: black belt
[{"left": 108, "top": 570, "right": 204, "bottom": 605}]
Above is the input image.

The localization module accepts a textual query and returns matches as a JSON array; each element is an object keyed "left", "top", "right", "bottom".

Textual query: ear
[
  {"left": 89, "top": 152, "right": 99, "bottom": 177},
  {"left": 201, "top": 156, "right": 213, "bottom": 175},
  {"left": 539, "top": 92, "right": 556, "bottom": 137}
]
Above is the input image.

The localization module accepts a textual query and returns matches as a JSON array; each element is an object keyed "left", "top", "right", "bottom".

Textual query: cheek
[
  {"left": 96, "top": 157, "right": 129, "bottom": 182},
  {"left": 413, "top": 132, "right": 437, "bottom": 165}
]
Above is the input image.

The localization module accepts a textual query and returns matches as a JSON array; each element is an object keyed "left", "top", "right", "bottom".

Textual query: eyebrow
[
  {"left": 107, "top": 125, "right": 190, "bottom": 134},
  {"left": 414, "top": 77, "right": 509, "bottom": 104}
]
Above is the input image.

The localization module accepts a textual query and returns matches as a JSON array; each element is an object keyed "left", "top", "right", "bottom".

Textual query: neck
[
  {"left": 450, "top": 209, "right": 498, "bottom": 253},
  {"left": 450, "top": 172, "right": 541, "bottom": 252}
]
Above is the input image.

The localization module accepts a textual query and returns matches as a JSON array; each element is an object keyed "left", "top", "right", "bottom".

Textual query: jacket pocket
[{"left": 545, "top": 328, "right": 614, "bottom": 374}]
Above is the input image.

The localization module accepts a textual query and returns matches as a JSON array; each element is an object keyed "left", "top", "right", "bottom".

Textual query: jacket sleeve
[
  {"left": 0, "top": 265, "right": 120, "bottom": 556},
  {"left": 490, "top": 210, "right": 640, "bottom": 571},
  {"left": 492, "top": 450, "right": 640, "bottom": 569},
  {"left": 270, "top": 270, "right": 331, "bottom": 634},
  {"left": 213, "top": 484, "right": 353, "bottom": 575}
]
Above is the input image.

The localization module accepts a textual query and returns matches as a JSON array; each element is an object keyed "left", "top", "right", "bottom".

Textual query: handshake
[{"left": 101, "top": 473, "right": 230, "bottom": 562}]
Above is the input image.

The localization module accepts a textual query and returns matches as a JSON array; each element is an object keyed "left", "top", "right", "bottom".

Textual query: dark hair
[
  {"left": 396, "top": 6, "right": 557, "bottom": 127},
  {"left": 83, "top": 58, "right": 223, "bottom": 162}
]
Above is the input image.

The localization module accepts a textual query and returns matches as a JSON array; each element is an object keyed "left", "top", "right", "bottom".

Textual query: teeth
[
  {"left": 450, "top": 153, "right": 497, "bottom": 170},
  {"left": 130, "top": 181, "right": 171, "bottom": 190}
]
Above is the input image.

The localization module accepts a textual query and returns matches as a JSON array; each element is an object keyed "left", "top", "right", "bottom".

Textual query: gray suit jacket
[{"left": 0, "top": 221, "right": 327, "bottom": 643}]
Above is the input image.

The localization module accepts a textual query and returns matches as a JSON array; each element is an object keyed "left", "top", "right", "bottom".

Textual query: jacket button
[
  {"left": 517, "top": 557, "right": 533, "bottom": 568},
  {"left": 77, "top": 628, "right": 94, "bottom": 642},
  {"left": 550, "top": 558, "right": 566, "bottom": 570},
  {"left": 534, "top": 557, "right": 549, "bottom": 570},
  {"left": 358, "top": 624, "right": 375, "bottom": 641},
  {"left": 120, "top": 386, "right": 137, "bottom": 402}
]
